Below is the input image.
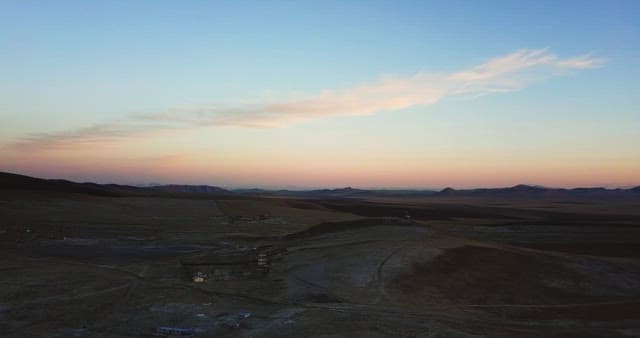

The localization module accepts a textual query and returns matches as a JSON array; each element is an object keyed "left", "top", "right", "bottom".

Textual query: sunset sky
[{"left": 1, "top": 1, "right": 639, "bottom": 188}]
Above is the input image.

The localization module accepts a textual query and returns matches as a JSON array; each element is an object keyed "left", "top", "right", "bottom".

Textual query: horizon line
[{"left": 2, "top": 171, "right": 638, "bottom": 191}]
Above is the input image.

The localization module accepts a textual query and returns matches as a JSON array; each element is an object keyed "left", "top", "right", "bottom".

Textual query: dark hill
[
  {"left": 0, "top": 172, "right": 127, "bottom": 196},
  {"left": 3, "top": 172, "right": 638, "bottom": 200},
  {"left": 436, "top": 184, "right": 640, "bottom": 199},
  {"left": 234, "top": 187, "right": 437, "bottom": 199},
  {"left": 150, "top": 184, "right": 232, "bottom": 195},
  {"left": 0, "top": 172, "right": 232, "bottom": 198}
]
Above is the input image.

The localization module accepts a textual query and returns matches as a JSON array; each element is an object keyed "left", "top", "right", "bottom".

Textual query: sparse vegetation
[{"left": 1, "top": 173, "right": 640, "bottom": 337}]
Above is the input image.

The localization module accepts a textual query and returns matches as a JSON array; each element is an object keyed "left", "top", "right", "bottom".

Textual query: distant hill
[
  {"left": 233, "top": 184, "right": 640, "bottom": 200},
  {"left": 233, "top": 187, "right": 438, "bottom": 199},
  {"left": 2, "top": 172, "right": 638, "bottom": 200},
  {"left": 150, "top": 184, "right": 232, "bottom": 195},
  {"left": 0, "top": 172, "right": 140, "bottom": 196},
  {"left": 0, "top": 172, "right": 231, "bottom": 197},
  {"left": 435, "top": 184, "right": 640, "bottom": 199}
]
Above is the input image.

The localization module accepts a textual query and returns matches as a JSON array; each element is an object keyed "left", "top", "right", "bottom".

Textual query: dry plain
[{"left": 2, "top": 182, "right": 640, "bottom": 337}]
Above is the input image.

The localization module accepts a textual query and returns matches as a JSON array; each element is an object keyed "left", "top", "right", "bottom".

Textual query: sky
[{"left": 1, "top": 0, "right": 639, "bottom": 189}]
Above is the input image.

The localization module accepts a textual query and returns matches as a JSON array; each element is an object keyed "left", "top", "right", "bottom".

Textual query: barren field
[{"left": 1, "top": 189, "right": 640, "bottom": 337}]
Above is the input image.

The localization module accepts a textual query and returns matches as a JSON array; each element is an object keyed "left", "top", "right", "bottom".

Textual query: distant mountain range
[
  {"left": 232, "top": 187, "right": 438, "bottom": 198},
  {"left": 435, "top": 184, "right": 640, "bottom": 198},
  {"left": 150, "top": 184, "right": 231, "bottom": 194},
  {"left": 1, "top": 172, "right": 638, "bottom": 200},
  {"left": 234, "top": 184, "right": 640, "bottom": 200}
]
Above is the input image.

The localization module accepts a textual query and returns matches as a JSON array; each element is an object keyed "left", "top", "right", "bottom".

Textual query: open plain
[{"left": 2, "top": 175, "right": 640, "bottom": 337}]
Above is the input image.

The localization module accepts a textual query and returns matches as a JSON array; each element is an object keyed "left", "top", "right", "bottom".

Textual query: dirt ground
[{"left": 1, "top": 190, "right": 640, "bottom": 337}]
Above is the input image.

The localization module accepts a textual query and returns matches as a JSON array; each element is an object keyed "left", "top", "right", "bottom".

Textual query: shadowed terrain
[{"left": 1, "top": 172, "right": 640, "bottom": 337}]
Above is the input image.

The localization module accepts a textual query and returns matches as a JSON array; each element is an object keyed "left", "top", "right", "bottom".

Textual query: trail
[{"left": 373, "top": 244, "right": 406, "bottom": 303}]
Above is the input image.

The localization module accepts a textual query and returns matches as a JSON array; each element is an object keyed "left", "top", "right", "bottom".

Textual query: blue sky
[{"left": 1, "top": 1, "right": 638, "bottom": 188}]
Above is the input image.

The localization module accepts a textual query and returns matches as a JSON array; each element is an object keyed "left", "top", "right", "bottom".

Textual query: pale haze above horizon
[{"left": 1, "top": 1, "right": 639, "bottom": 189}]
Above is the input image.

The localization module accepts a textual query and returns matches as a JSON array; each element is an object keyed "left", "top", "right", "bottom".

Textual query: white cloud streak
[{"left": 8, "top": 49, "right": 603, "bottom": 150}]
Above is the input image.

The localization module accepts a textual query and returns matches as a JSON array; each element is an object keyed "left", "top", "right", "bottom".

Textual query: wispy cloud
[
  {"left": 10, "top": 121, "right": 181, "bottom": 150},
  {"left": 8, "top": 49, "right": 603, "bottom": 150}
]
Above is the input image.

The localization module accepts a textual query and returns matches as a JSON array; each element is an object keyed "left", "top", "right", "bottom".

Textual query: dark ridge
[
  {"left": 234, "top": 187, "right": 437, "bottom": 198},
  {"left": 319, "top": 200, "right": 527, "bottom": 221},
  {"left": 434, "top": 184, "right": 640, "bottom": 198},
  {"left": 150, "top": 184, "right": 232, "bottom": 195},
  {"left": 0, "top": 172, "right": 236, "bottom": 199},
  {"left": 320, "top": 199, "right": 640, "bottom": 225},
  {"left": 3, "top": 171, "right": 639, "bottom": 200},
  {"left": 233, "top": 188, "right": 276, "bottom": 195},
  {"left": 285, "top": 200, "right": 326, "bottom": 210},
  {"left": 284, "top": 217, "right": 417, "bottom": 239},
  {"left": 0, "top": 172, "right": 124, "bottom": 197},
  {"left": 237, "top": 184, "right": 640, "bottom": 200}
]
